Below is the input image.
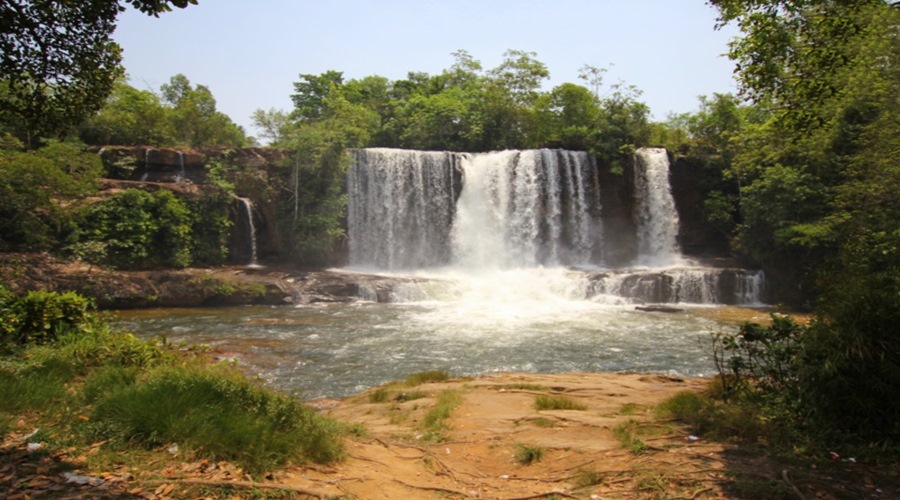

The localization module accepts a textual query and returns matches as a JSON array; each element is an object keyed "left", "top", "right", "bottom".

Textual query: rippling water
[{"left": 111, "top": 270, "right": 767, "bottom": 399}]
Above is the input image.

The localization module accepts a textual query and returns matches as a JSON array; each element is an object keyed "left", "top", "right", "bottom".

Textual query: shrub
[
  {"left": 83, "top": 188, "right": 193, "bottom": 269},
  {"left": 0, "top": 288, "right": 92, "bottom": 345}
]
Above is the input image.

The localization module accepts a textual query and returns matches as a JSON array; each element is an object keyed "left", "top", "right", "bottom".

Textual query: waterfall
[
  {"left": 348, "top": 148, "right": 600, "bottom": 270},
  {"left": 237, "top": 197, "right": 259, "bottom": 267},
  {"left": 176, "top": 151, "right": 190, "bottom": 184},
  {"left": 346, "top": 147, "right": 766, "bottom": 305},
  {"left": 633, "top": 148, "right": 683, "bottom": 266},
  {"left": 348, "top": 148, "right": 459, "bottom": 270},
  {"left": 140, "top": 148, "right": 152, "bottom": 182},
  {"left": 451, "top": 149, "right": 600, "bottom": 269}
]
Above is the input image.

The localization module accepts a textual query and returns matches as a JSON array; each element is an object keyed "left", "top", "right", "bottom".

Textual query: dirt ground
[
  {"left": 282, "top": 372, "right": 896, "bottom": 499},
  {"left": 3, "top": 372, "right": 897, "bottom": 499}
]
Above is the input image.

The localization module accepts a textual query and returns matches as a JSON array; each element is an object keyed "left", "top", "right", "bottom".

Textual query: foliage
[
  {"left": 185, "top": 192, "right": 233, "bottom": 266},
  {"left": 83, "top": 188, "right": 193, "bottom": 269},
  {"left": 404, "top": 369, "right": 451, "bottom": 386},
  {"left": 79, "top": 79, "right": 173, "bottom": 146},
  {"left": 159, "top": 74, "right": 246, "bottom": 148},
  {"left": 92, "top": 363, "right": 344, "bottom": 471},
  {"left": 420, "top": 389, "right": 462, "bottom": 433},
  {"left": 0, "top": 0, "right": 196, "bottom": 147},
  {"left": 0, "top": 287, "right": 93, "bottom": 346},
  {"left": 0, "top": 143, "right": 102, "bottom": 251},
  {"left": 275, "top": 49, "right": 651, "bottom": 158}
]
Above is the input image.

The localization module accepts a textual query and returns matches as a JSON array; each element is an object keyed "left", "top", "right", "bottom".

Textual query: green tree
[
  {"left": 251, "top": 108, "right": 291, "bottom": 147},
  {"left": 0, "top": 142, "right": 101, "bottom": 251},
  {"left": 711, "top": 0, "right": 900, "bottom": 439},
  {"left": 79, "top": 79, "right": 173, "bottom": 146},
  {"left": 0, "top": 0, "right": 196, "bottom": 147},
  {"left": 160, "top": 74, "right": 246, "bottom": 148},
  {"left": 290, "top": 70, "right": 344, "bottom": 123}
]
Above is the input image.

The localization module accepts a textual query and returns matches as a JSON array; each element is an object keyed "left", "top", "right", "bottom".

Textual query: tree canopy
[{"left": 0, "top": 0, "right": 196, "bottom": 147}]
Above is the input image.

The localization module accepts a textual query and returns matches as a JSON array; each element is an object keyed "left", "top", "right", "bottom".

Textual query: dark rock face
[{"left": 669, "top": 156, "right": 731, "bottom": 258}]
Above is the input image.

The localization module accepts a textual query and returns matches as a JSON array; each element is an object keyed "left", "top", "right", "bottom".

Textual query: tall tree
[
  {"left": 711, "top": 0, "right": 900, "bottom": 437},
  {"left": 0, "top": 0, "right": 196, "bottom": 147}
]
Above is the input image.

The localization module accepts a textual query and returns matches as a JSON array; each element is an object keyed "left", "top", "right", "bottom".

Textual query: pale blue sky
[{"left": 114, "top": 1, "right": 741, "bottom": 141}]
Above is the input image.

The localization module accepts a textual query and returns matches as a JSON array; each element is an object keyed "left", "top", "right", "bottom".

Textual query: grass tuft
[
  {"left": 404, "top": 370, "right": 450, "bottom": 386},
  {"left": 515, "top": 444, "right": 545, "bottom": 464},
  {"left": 534, "top": 394, "right": 587, "bottom": 411},
  {"left": 421, "top": 389, "right": 463, "bottom": 431}
]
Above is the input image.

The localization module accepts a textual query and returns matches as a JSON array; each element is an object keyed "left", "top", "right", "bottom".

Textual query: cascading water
[
  {"left": 451, "top": 149, "right": 600, "bottom": 269},
  {"left": 348, "top": 149, "right": 458, "bottom": 269},
  {"left": 633, "top": 148, "right": 683, "bottom": 266},
  {"left": 176, "top": 151, "right": 187, "bottom": 183},
  {"left": 237, "top": 197, "right": 259, "bottom": 267},
  {"left": 347, "top": 147, "right": 764, "bottom": 306}
]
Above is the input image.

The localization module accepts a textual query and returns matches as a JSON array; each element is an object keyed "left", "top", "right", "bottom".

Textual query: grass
[
  {"left": 91, "top": 363, "right": 345, "bottom": 471},
  {"left": 613, "top": 419, "right": 652, "bottom": 454},
  {"left": 0, "top": 320, "right": 347, "bottom": 475},
  {"left": 534, "top": 394, "right": 587, "bottom": 411},
  {"left": 514, "top": 444, "right": 545, "bottom": 464},
  {"left": 528, "top": 417, "right": 556, "bottom": 428},
  {"left": 404, "top": 370, "right": 451, "bottom": 386},
  {"left": 421, "top": 389, "right": 463, "bottom": 432},
  {"left": 655, "top": 389, "right": 763, "bottom": 441},
  {"left": 573, "top": 467, "right": 605, "bottom": 488}
]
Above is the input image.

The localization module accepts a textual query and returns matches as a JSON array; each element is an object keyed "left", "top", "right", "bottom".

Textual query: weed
[
  {"left": 619, "top": 402, "right": 643, "bottom": 415},
  {"left": 515, "top": 444, "right": 544, "bottom": 464},
  {"left": 368, "top": 387, "right": 390, "bottom": 403},
  {"left": 495, "top": 383, "right": 550, "bottom": 391},
  {"left": 404, "top": 370, "right": 450, "bottom": 386},
  {"left": 534, "top": 394, "right": 587, "bottom": 411},
  {"left": 395, "top": 390, "right": 426, "bottom": 402},
  {"left": 528, "top": 417, "right": 556, "bottom": 428},
  {"left": 613, "top": 420, "right": 651, "bottom": 454},
  {"left": 421, "top": 389, "right": 462, "bottom": 431},
  {"left": 573, "top": 467, "right": 604, "bottom": 488},
  {"left": 91, "top": 363, "right": 344, "bottom": 472}
]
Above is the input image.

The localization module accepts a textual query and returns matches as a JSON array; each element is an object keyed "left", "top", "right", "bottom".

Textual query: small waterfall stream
[{"left": 237, "top": 197, "right": 259, "bottom": 267}]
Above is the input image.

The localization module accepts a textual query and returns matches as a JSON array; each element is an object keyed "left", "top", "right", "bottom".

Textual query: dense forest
[{"left": 1, "top": 0, "right": 898, "bottom": 448}]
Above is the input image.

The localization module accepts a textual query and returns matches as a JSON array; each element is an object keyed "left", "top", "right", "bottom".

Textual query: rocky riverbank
[{"left": 0, "top": 253, "right": 422, "bottom": 309}]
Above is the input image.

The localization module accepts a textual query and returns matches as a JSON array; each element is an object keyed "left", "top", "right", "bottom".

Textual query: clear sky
[{"left": 113, "top": 0, "right": 741, "bottom": 141}]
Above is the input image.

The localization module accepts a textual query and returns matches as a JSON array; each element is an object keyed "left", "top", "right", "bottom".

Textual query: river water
[{"left": 111, "top": 269, "right": 769, "bottom": 400}]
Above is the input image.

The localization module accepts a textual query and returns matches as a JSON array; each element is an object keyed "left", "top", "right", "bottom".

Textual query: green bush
[
  {"left": 0, "top": 288, "right": 92, "bottom": 345},
  {"left": 84, "top": 188, "right": 193, "bottom": 269}
]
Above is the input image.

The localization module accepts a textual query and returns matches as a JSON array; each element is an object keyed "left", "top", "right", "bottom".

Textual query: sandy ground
[{"left": 273, "top": 372, "right": 777, "bottom": 499}]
